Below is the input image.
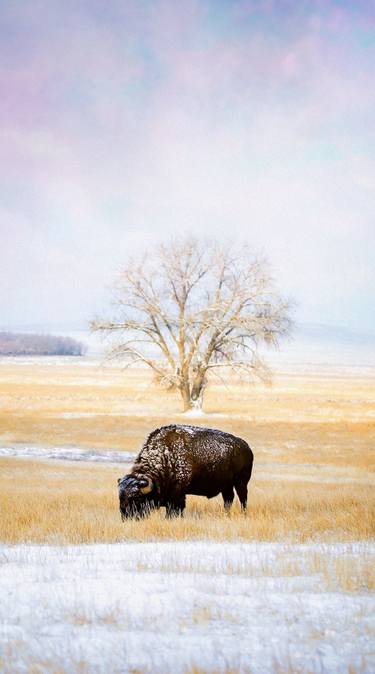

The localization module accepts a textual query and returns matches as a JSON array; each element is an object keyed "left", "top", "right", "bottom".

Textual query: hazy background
[{"left": 1, "top": 0, "right": 374, "bottom": 363}]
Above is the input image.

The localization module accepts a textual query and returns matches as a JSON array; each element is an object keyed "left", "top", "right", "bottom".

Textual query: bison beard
[{"left": 118, "top": 424, "right": 253, "bottom": 519}]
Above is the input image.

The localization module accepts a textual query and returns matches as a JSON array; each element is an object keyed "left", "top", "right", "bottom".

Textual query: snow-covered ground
[
  {"left": 0, "top": 542, "right": 374, "bottom": 674},
  {"left": 0, "top": 445, "right": 134, "bottom": 463}
]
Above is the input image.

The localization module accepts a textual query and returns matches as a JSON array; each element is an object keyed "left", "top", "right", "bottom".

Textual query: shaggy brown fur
[{"left": 118, "top": 424, "right": 253, "bottom": 518}]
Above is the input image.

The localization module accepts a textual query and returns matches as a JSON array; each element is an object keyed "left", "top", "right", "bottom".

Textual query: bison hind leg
[
  {"left": 234, "top": 481, "right": 248, "bottom": 512},
  {"left": 221, "top": 485, "right": 235, "bottom": 513},
  {"left": 234, "top": 472, "right": 251, "bottom": 513}
]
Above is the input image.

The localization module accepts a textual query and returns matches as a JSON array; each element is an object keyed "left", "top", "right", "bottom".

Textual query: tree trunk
[
  {"left": 179, "top": 368, "right": 207, "bottom": 412},
  {"left": 190, "top": 389, "right": 204, "bottom": 411},
  {"left": 180, "top": 379, "right": 192, "bottom": 412},
  {"left": 179, "top": 384, "right": 204, "bottom": 412}
]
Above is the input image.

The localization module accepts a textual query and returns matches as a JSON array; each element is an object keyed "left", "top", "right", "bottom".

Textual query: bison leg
[
  {"left": 166, "top": 496, "right": 186, "bottom": 518},
  {"left": 235, "top": 463, "right": 253, "bottom": 513},
  {"left": 234, "top": 477, "right": 253, "bottom": 512},
  {"left": 222, "top": 485, "right": 235, "bottom": 513},
  {"left": 234, "top": 480, "right": 248, "bottom": 512}
]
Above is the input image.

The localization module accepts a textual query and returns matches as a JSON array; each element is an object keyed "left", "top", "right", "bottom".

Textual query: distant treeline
[{"left": 0, "top": 332, "right": 87, "bottom": 356}]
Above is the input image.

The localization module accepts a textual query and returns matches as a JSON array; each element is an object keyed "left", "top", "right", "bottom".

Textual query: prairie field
[
  {"left": 0, "top": 357, "right": 374, "bottom": 545},
  {"left": 0, "top": 456, "right": 374, "bottom": 545},
  {"left": 0, "top": 357, "right": 374, "bottom": 673},
  {"left": 0, "top": 357, "right": 374, "bottom": 468}
]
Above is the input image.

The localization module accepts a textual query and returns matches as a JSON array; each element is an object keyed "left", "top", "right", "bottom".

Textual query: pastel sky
[{"left": 1, "top": 0, "right": 374, "bottom": 333}]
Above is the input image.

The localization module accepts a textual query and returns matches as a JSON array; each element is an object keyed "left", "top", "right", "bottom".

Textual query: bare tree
[{"left": 91, "top": 238, "right": 292, "bottom": 411}]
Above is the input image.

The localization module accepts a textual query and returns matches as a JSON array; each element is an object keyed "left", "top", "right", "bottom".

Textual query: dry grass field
[
  {"left": 0, "top": 358, "right": 374, "bottom": 461},
  {"left": 1, "top": 455, "right": 374, "bottom": 545},
  {"left": 0, "top": 357, "right": 374, "bottom": 545},
  {"left": 1, "top": 358, "right": 374, "bottom": 674}
]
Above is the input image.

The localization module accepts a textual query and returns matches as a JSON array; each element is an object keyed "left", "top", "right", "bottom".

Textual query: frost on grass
[
  {"left": 0, "top": 445, "right": 134, "bottom": 463},
  {"left": 0, "top": 542, "right": 374, "bottom": 674}
]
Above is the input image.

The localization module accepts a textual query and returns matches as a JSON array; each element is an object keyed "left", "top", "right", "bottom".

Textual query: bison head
[{"left": 117, "top": 474, "right": 155, "bottom": 520}]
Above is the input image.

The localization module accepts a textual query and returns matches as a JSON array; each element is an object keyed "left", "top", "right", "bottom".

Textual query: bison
[{"left": 118, "top": 424, "right": 253, "bottom": 519}]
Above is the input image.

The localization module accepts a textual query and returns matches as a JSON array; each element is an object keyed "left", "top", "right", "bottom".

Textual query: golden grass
[
  {"left": 0, "top": 361, "right": 374, "bottom": 546},
  {"left": 1, "top": 457, "right": 374, "bottom": 545},
  {"left": 0, "top": 362, "right": 374, "bottom": 470}
]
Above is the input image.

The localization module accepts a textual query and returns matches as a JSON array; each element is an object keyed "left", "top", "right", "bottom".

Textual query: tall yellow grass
[
  {"left": 1, "top": 361, "right": 374, "bottom": 546},
  {"left": 1, "top": 457, "right": 373, "bottom": 544}
]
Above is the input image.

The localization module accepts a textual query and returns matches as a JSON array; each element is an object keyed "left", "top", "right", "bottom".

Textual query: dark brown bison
[{"left": 118, "top": 424, "right": 253, "bottom": 519}]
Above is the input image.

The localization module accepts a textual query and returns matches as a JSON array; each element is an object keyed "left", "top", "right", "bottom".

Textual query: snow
[
  {"left": 0, "top": 542, "right": 374, "bottom": 674},
  {"left": 183, "top": 408, "right": 206, "bottom": 417},
  {"left": 0, "top": 445, "right": 134, "bottom": 463}
]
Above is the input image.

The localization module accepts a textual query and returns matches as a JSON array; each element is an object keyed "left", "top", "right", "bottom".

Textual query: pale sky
[{"left": 1, "top": 0, "right": 374, "bottom": 333}]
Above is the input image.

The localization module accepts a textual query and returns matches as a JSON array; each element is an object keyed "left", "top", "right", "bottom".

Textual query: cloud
[{"left": 0, "top": 0, "right": 374, "bottom": 330}]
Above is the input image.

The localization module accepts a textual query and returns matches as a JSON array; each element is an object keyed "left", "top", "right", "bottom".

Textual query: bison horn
[{"left": 139, "top": 476, "right": 153, "bottom": 494}]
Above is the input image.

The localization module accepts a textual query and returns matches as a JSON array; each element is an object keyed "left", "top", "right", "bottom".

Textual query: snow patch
[
  {"left": 183, "top": 408, "right": 206, "bottom": 417},
  {"left": 0, "top": 542, "right": 374, "bottom": 674},
  {"left": 0, "top": 445, "right": 134, "bottom": 463}
]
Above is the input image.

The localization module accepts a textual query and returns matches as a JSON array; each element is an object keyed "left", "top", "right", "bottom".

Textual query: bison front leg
[
  {"left": 166, "top": 495, "right": 186, "bottom": 518},
  {"left": 222, "top": 485, "right": 234, "bottom": 514}
]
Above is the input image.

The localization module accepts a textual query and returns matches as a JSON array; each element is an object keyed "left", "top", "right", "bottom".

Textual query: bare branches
[{"left": 92, "top": 237, "right": 293, "bottom": 410}]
